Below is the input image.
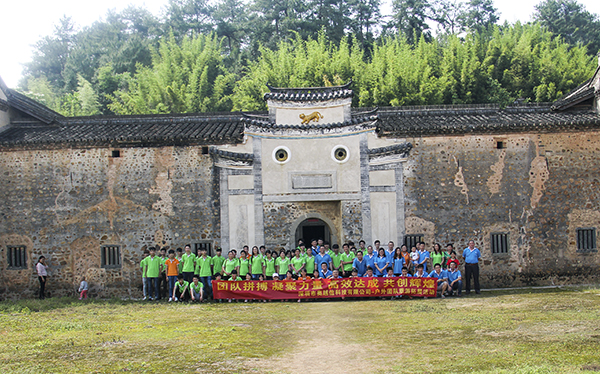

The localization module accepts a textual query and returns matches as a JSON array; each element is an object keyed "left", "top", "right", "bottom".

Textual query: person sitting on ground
[
  {"left": 229, "top": 269, "right": 242, "bottom": 281},
  {"left": 384, "top": 267, "right": 395, "bottom": 277},
  {"left": 272, "top": 273, "right": 280, "bottom": 281},
  {"left": 189, "top": 275, "right": 204, "bottom": 302},
  {"left": 414, "top": 264, "right": 427, "bottom": 277},
  {"left": 350, "top": 268, "right": 359, "bottom": 278},
  {"left": 363, "top": 266, "right": 375, "bottom": 277},
  {"left": 329, "top": 269, "right": 343, "bottom": 279},
  {"left": 78, "top": 276, "right": 88, "bottom": 300},
  {"left": 319, "top": 262, "right": 333, "bottom": 279},
  {"left": 447, "top": 261, "right": 462, "bottom": 296},
  {"left": 429, "top": 263, "right": 449, "bottom": 298},
  {"left": 173, "top": 274, "right": 190, "bottom": 302},
  {"left": 285, "top": 270, "right": 294, "bottom": 281},
  {"left": 298, "top": 268, "right": 311, "bottom": 280},
  {"left": 401, "top": 266, "right": 412, "bottom": 277}
]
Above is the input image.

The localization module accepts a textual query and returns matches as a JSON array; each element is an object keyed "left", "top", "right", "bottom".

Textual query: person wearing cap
[{"left": 272, "top": 272, "right": 280, "bottom": 280}]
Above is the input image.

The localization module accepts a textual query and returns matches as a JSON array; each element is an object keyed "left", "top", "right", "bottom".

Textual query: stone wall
[
  {"left": 0, "top": 146, "right": 219, "bottom": 299},
  {"left": 403, "top": 131, "right": 600, "bottom": 287}
]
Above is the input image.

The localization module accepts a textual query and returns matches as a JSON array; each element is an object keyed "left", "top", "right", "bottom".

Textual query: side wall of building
[
  {"left": 403, "top": 131, "right": 600, "bottom": 287},
  {"left": 0, "top": 146, "right": 219, "bottom": 299}
]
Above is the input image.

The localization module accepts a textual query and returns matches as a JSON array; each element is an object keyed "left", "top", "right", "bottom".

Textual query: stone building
[{"left": 1, "top": 62, "right": 600, "bottom": 298}]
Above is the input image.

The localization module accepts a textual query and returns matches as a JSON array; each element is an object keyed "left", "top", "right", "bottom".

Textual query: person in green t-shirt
[
  {"left": 172, "top": 274, "right": 189, "bottom": 302},
  {"left": 211, "top": 248, "right": 226, "bottom": 276},
  {"left": 195, "top": 247, "right": 213, "bottom": 299},
  {"left": 229, "top": 269, "right": 242, "bottom": 281},
  {"left": 330, "top": 244, "right": 342, "bottom": 272},
  {"left": 442, "top": 244, "right": 453, "bottom": 269},
  {"left": 290, "top": 248, "right": 306, "bottom": 276},
  {"left": 222, "top": 250, "right": 240, "bottom": 280},
  {"left": 264, "top": 250, "right": 276, "bottom": 280},
  {"left": 189, "top": 275, "right": 204, "bottom": 302},
  {"left": 304, "top": 249, "right": 316, "bottom": 275},
  {"left": 140, "top": 249, "right": 149, "bottom": 300},
  {"left": 180, "top": 244, "right": 197, "bottom": 283},
  {"left": 276, "top": 250, "right": 291, "bottom": 276},
  {"left": 340, "top": 244, "right": 356, "bottom": 277},
  {"left": 143, "top": 247, "right": 162, "bottom": 301},
  {"left": 431, "top": 243, "right": 444, "bottom": 269},
  {"left": 250, "top": 246, "right": 265, "bottom": 280},
  {"left": 238, "top": 250, "right": 250, "bottom": 278}
]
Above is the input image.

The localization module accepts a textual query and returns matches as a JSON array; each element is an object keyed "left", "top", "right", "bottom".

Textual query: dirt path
[{"left": 247, "top": 301, "right": 385, "bottom": 374}]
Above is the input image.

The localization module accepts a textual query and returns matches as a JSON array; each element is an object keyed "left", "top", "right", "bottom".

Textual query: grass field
[{"left": 1, "top": 287, "right": 600, "bottom": 374}]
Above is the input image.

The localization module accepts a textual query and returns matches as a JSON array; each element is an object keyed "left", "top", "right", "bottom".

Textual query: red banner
[{"left": 212, "top": 277, "right": 437, "bottom": 300}]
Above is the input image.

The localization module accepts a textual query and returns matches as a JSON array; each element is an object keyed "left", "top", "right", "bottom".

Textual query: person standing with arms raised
[{"left": 462, "top": 240, "right": 482, "bottom": 295}]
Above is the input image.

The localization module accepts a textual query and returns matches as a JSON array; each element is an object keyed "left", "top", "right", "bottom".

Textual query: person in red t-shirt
[{"left": 446, "top": 250, "right": 460, "bottom": 268}]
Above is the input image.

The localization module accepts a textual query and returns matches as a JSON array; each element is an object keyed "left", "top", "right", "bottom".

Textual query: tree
[
  {"left": 163, "top": 0, "right": 215, "bottom": 39},
  {"left": 391, "top": 0, "right": 433, "bottom": 44},
  {"left": 431, "top": 0, "right": 467, "bottom": 34},
  {"left": 20, "top": 16, "right": 77, "bottom": 93},
  {"left": 108, "top": 33, "right": 236, "bottom": 114},
  {"left": 534, "top": 0, "right": 600, "bottom": 55},
  {"left": 462, "top": 0, "right": 499, "bottom": 33}
]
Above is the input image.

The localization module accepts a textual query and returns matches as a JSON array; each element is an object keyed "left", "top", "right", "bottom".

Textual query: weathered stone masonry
[{"left": 1, "top": 67, "right": 600, "bottom": 298}]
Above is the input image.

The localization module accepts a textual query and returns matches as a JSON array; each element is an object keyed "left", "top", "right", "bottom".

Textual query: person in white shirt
[{"left": 36, "top": 256, "right": 49, "bottom": 299}]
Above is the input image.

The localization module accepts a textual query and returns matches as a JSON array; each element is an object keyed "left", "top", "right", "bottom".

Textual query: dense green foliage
[{"left": 16, "top": 0, "right": 600, "bottom": 116}]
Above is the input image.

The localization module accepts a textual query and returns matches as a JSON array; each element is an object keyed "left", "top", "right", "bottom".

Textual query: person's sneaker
[
  {"left": 441, "top": 294, "right": 446, "bottom": 298},
  {"left": 168, "top": 297, "right": 172, "bottom": 302},
  {"left": 142, "top": 296, "right": 147, "bottom": 301},
  {"left": 173, "top": 297, "right": 178, "bottom": 302}
]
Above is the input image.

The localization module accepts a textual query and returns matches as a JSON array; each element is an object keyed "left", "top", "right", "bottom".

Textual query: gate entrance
[{"left": 295, "top": 218, "right": 331, "bottom": 247}]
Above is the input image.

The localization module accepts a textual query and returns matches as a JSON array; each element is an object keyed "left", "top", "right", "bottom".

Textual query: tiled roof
[
  {"left": 0, "top": 113, "right": 245, "bottom": 149},
  {"left": 369, "top": 143, "right": 413, "bottom": 158},
  {"left": 551, "top": 78, "right": 596, "bottom": 111},
  {"left": 264, "top": 82, "right": 353, "bottom": 102},
  {"left": 4, "top": 89, "right": 64, "bottom": 124},
  {"left": 241, "top": 112, "right": 377, "bottom": 130},
  {"left": 377, "top": 103, "right": 600, "bottom": 137}
]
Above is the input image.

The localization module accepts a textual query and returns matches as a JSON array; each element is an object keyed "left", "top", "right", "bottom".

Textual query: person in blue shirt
[
  {"left": 352, "top": 250, "right": 368, "bottom": 276},
  {"left": 392, "top": 247, "right": 405, "bottom": 276},
  {"left": 447, "top": 261, "right": 462, "bottom": 296},
  {"left": 315, "top": 246, "right": 333, "bottom": 272},
  {"left": 319, "top": 262, "right": 332, "bottom": 279},
  {"left": 329, "top": 269, "right": 343, "bottom": 279},
  {"left": 364, "top": 245, "right": 376, "bottom": 270},
  {"left": 400, "top": 266, "right": 412, "bottom": 277},
  {"left": 310, "top": 239, "right": 319, "bottom": 256},
  {"left": 414, "top": 264, "right": 427, "bottom": 277},
  {"left": 386, "top": 241, "right": 395, "bottom": 265},
  {"left": 429, "top": 263, "right": 449, "bottom": 297},
  {"left": 418, "top": 242, "right": 430, "bottom": 273},
  {"left": 374, "top": 248, "right": 389, "bottom": 277},
  {"left": 384, "top": 267, "right": 395, "bottom": 277},
  {"left": 363, "top": 266, "right": 375, "bottom": 277},
  {"left": 462, "top": 240, "right": 482, "bottom": 295}
]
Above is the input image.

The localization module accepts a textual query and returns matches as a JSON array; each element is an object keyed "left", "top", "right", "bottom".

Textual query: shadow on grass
[
  {"left": 1, "top": 285, "right": 597, "bottom": 313},
  {"left": 0, "top": 296, "right": 141, "bottom": 313}
]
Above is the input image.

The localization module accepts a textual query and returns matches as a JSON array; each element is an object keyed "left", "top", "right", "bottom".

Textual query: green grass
[{"left": 1, "top": 287, "right": 600, "bottom": 373}]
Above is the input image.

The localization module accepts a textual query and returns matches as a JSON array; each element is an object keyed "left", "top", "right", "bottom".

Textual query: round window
[
  {"left": 331, "top": 145, "right": 349, "bottom": 163},
  {"left": 272, "top": 146, "right": 291, "bottom": 164}
]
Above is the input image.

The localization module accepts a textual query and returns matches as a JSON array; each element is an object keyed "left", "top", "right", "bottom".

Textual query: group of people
[{"left": 139, "top": 238, "right": 483, "bottom": 302}]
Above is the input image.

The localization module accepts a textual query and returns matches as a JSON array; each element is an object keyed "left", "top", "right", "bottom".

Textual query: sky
[{"left": 1, "top": 0, "right": 600, "bottom": 89}]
